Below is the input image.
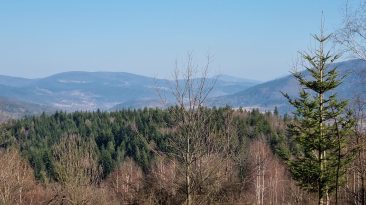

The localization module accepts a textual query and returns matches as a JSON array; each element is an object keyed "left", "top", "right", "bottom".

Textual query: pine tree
[
  {"left": 274, "top": 106, "right": 279, "bottom": 117},
  {"left": 283, "top": 30, "right": 355, "bottom": 205}
]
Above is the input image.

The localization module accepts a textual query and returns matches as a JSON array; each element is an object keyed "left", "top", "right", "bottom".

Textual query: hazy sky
[{"left": 0, "top": 0, "right": 348, "bottom": 81}]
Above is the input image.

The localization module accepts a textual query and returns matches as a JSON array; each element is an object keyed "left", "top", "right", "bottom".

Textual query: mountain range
[
  {"left": 0, "top": 71, "right": 259, "bottom": 118},
  {"left": 0, "top": 59, "right": 365, "bottom": 119},
  {"left": 210, "top": 59, "right": 366, "bottom": 113}
]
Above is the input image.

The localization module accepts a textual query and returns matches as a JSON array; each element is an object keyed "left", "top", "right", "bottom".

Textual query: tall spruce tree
[{"left": 283, "top": 30, "right": 355, "bottom": 205}]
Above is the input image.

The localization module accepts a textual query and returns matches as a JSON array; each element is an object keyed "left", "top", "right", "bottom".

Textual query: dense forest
[
  {"left": 0, "top": 107, "right": 295, "bottom": 204},
  {"left": 0, "top": 44, "right": 366, "bottom": 205},
  {"left": 1, "top": 41, "right": 366, "bottom": 205},
  {"left": 1, "top": 2, "right": 366, "bottom": 205},
  {"left": 0, "top": 98, "right": 363, "bottom": 204},
  {"left": 0, "top": 69, "right": 365, "bottom": 204},
  {"left": 3, "top": 107, "right": 285, "bottom": 179}
]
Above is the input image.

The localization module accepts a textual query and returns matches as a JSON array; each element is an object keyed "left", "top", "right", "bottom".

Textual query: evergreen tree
[
  {"left": 274, "top": 106, "right": 279, "bottom": 117},
  {"left": 283, "top": 30, "right": 355, "bottom": 205}
]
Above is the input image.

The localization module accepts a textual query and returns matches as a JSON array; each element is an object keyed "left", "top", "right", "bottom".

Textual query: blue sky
[{"left": 0, "top": 0, "right": 347, "bottom": 81}]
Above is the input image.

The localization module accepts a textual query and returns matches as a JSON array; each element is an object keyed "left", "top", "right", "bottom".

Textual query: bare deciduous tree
[
  {"left": 248, "top": 139, "right": 269, "bottom": 205},
  {"left": 336, "top": 0, "right": 366, "bottom": 60},
  {"left": 168, "top": 53, "right": 220, "bottom": 205},
  {"left": 244, "top": 139, "right": 318, "bottom": 205},
  {"left": 49, "top": 134, "right": 103, "bottom": 205},
  {"left": 106, "top": 158, "right": 144, "bottom": 204},
  {"left": 336, "top": 2, "right": 366, "bottom": 204},
  {"left": 0, "top": 148, "right": 35, "bottom": 205},
  {"left": 342, "top": 97, "right": 366, "bottom": 205},
  {"left": 143, "top": 156, "right": 180, "bottom": 204}
]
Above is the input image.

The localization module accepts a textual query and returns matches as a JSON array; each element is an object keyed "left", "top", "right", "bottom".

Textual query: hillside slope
[
  {"left": 210, "top": 59, "right": 366, "bottom": 113},
  {"left": 0, "top": 72, "right": 259, "bottom": 111}
]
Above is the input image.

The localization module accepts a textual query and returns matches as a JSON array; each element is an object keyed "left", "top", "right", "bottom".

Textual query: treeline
[
  {"left": 0, "top": 57, "right": 364, "bottom": 205},
  {"left": 0, "top": 107, "right": 303, "bottom": 204},
  {"left": 1, "top": 7, "right": 366, "bottom": 204},
  {"left": 4, "top": 107, "right": 285, "bottom": 180}
]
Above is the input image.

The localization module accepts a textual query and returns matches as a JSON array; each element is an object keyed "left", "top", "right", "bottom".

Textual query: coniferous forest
[
  {"left": 1, "top": 1, "right": 366, "bottom": 205},
  {"left": 1, "top": 107, "right": 294, "bottom": 204},
  {"left": 0, "top": 34, "right": 366, "bottom": 205}
]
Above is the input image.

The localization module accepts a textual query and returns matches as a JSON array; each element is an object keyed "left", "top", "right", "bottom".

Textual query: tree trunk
[{"left": 186, "top": 135, "right": 191, "bottom": 205}]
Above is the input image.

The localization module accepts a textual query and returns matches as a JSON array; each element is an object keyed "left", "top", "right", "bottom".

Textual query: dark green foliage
[
  {"left": 100, "top": 148, "right": 114, "bottom": 178},
  {"left": 274, "top": 106, "right": 279, "bottom": 117},
  {"left": 2, "top": 107, "right": 287, "bottom": 181},
  {"left": 283, "top": 32, "right": 355, "bottom": 204},
  {"left": 5, "top": 109, "right": 169, "bottom": 180}
]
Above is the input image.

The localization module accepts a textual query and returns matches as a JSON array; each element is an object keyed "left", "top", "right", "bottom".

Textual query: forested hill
[{"left": 3, "top": 108, "right": 288, "bottom": 181}]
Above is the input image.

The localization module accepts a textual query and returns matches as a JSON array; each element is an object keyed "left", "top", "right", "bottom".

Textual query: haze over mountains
[
  {"left": 0, "top": 71, "right": 259, "bottom": 118},
  {"left": 0, "top": 59, "right": 365, "bottom": 119},
  {"left": 211, "top": 59, "right": 366, "bottom": 113}
]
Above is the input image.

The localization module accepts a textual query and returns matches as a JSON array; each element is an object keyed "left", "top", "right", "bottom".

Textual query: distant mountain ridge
[
  {"left": 0, "top": 59, "right": 364, "bottom": 119},
  {"left": 0, "top": 97, "right": 53, "bottom": 122},
  {"left": 213, "top": 74, "right": 261, "bottom": 84},
  {"left": 0, "top": 71, "right": 259, "bottom": 116},
  {"left": 210, "top": 59, "right": 366, "bottom": 113}
]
